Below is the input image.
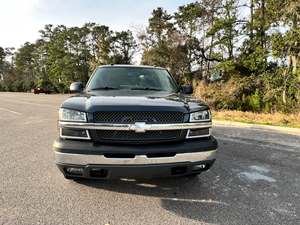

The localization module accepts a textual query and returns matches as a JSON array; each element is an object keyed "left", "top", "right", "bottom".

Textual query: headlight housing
[
  {"left": 59, "top": 108, "right": 87, "bottom": 122},
  {"left": 190, "top": 110, "right": 211, "bottom": 122}
]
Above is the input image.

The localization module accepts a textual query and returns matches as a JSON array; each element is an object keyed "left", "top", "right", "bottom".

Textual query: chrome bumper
[
  {"left": 58, "top": 121, "right": 212, "bottom": 131},
  {"left": 55, "top": 150, "right": 217, "bottom": 165}
]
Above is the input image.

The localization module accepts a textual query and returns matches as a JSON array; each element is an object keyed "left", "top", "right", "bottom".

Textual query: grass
[{"left": 212, "top": 110, "right": 300, "bottom": 128}]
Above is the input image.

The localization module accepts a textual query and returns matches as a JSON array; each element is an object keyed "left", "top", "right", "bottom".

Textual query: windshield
[{"left": 86, "top": 67, "right": 179, "bottom": 93}]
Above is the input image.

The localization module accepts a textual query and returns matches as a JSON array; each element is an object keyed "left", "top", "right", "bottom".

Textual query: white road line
[
  {"left": 0, "top": 107, "right": 22, "bottom": 115},
  {"left": 160, "top": 197, "right": 229, "bottom": 206},
  {"left": 0, "top": 99, "right": 57, "bottom": 109},
  {"left": 213, "top": 121, "right": 300, "bottom": 136}
]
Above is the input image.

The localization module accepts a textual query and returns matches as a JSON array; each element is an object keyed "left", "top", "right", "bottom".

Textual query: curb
[{"left": 213, "top": 120, "right": 300, "bottom": 136}]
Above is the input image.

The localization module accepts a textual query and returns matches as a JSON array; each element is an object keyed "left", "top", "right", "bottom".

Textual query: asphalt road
[{"left": 0, "top": 92, "right": 299, "bottom": 225}]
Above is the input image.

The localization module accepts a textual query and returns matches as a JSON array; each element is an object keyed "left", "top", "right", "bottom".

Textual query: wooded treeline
[{"left": 0, "top": 0, "right": 299, "bottom": 113}]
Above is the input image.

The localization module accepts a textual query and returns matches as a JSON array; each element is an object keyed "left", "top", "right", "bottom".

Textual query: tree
[
  {"left": 15, "top": 42, "right": 37, "bottom": 91},
  {"left": 0, "top": 47, "right": 5, "bottom": 65},
  {"left": 140, "top": 7, "right": 174, "bottom": 67},
  {"left": 175, "top": 2, "right": 206, "bottom": 73},
  {"left": 140, "top": 8, "right": 186, "bottom": 79},
  {"left": 40, "top": 25, "right": 71, "bottom": 92},
  {"left": 111, "top": 30, "right": 137, "bottom": 64},
  {"left": 89, "top": 24, "right": 113, "bottom": 68},
  {"left": 0, "top": 47, "right": 6, "bottom": 83},
  {"left": 270, "top": 0, "right": 300, "bottom": 105},
  {"left": 0, "top": 47, "right": 17, "bottom": 91},
  {"left": 0, "top": 2, "right": 299, "bottom": 113},
  {"left": 0, "top": 47, "right": 5, "bottom": 76},
  {"left": 147, "top": 7, "right": 173, "bottom": 44},
  {"left": 281, "top": 1, "right": 300, "bottom": 77}
]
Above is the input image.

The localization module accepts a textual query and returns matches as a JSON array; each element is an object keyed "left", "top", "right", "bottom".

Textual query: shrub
[
  {"left": 247, "top": 90, "right": 261, "bottom": 112},
  {"left": 193, "top": 69, "right": 300, "bottom": 113}
]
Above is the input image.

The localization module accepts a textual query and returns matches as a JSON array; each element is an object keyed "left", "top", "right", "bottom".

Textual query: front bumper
[
  {"left": 57, "top": 160, "right": 216, "bottom": 179},
  {"left": 55, "top": 150, "right": 217, "bottom": 165},
  {"left": 53, "top": 136, "right": 218, "bottom": 179}
]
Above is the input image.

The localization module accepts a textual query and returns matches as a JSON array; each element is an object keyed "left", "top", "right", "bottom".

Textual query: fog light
[
  {"left": 60, "top": 128, "right": 90, "bottom": 139},
  {"left": 193, "top": 164, "right": 206, "bottom": 169},
  {"left": 187, "top": 128, "right": 210, "bottom": 139},
  {"left": 65, "top": 167, "right": 84, "bottom": 176}
]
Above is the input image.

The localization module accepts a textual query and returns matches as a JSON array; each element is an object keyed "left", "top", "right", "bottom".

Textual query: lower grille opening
[
  {"left": 104, "top": 153, "right": 135, "bottom": 158},
  {"left": 146, "top": 152, "right": 176, "bottom": 158},
  {"left": 171, "top": 166, "right": 187, "bottom": 175},
  {"left": 90, "top": 168, "right": 108, "bottom": 178}
]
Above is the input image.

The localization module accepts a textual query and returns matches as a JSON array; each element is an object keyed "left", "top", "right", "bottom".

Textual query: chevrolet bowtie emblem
[{"left": 130, "top": 122, "right": 147, "bottom": 133}]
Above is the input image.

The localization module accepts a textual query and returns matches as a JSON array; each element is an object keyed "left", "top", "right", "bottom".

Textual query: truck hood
[{"left": 61, "top": 90, "right": 209, "bottom": 113}]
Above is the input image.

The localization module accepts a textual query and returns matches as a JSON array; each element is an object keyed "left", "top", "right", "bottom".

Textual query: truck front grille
[
  {"left": 94, "top": 111, "right": 185, "bottom": 124},
  {"left": 90, "top": 130, "right": 185, "bottom": 144},
  {"left": 92, "top": 111, "right": 186, "bottom": 144}
]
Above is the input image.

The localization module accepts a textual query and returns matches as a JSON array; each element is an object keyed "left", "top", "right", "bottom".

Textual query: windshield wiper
[
  {"left": 89, "top": 86, "right": 119, "bottom": 91},
  {"left": 130, "top": 87, "right": 164, "bottom": 91}
]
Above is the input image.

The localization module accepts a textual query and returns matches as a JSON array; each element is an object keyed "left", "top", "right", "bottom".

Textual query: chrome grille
[
  {"left": 93, "top": 111, "right": 185, "bottom": 124},
  {"left": 90, "top": 130, "right": 184, "bottom": 144}
]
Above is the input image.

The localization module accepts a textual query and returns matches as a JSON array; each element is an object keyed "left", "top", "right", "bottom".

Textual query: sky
[{"left": 0, "top": 0, "right": 195, "bottom": 49}]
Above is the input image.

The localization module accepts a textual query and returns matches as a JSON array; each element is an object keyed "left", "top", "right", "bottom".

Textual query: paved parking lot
[{"left": 0, "top": 92, "right": 299, "bottom": 225}]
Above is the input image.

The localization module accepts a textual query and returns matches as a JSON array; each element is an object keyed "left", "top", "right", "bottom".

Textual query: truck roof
[{"left": 98, "top": 64, "right": 166, "bottom": 70}]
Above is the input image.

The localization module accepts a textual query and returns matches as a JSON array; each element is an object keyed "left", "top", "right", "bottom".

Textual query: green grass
[{"left": 212, "top": 110, "right": 300, "bottom": 128}]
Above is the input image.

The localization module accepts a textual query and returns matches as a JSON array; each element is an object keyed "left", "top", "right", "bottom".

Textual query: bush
[
  {"left": 246, "top": 90, "right": 261, "bottom": 112},
  {"left": 193, "top": 69, "right": 300, "bottom": 113}
]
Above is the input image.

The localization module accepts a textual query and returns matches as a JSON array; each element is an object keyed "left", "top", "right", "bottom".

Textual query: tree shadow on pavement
[
  {"left": 74, "top": 163, "right": 273, "bottom": 225},
  {"left": 73, "top": 139, "right": 299, "bottom": 225}
]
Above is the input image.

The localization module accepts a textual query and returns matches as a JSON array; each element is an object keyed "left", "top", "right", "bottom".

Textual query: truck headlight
[
  {"left": 59, "top": 108, "right": 87, "bottom": 122},
  {"left": 190, "top": 110, "right": 211, "bottom": 122}
]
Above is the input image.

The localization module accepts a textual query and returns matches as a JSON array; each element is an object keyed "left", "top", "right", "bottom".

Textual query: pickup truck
[{"left": 53, "top": 65, "right": 218, "bottom": 179}]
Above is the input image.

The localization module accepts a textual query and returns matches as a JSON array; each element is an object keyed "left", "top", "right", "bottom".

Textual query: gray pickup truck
[{"left": 53, "top": 65, "right": 218, "bottom": 179}]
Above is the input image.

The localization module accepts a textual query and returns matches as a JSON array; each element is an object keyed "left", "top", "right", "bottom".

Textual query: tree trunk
[
  {"left": 261, "top": 0, "right": 267, "bottom": 63},
  {"left": 292, "top": 14, "right": 299, "bottom": 78},
  {"left": 207, "top": 7, "right": 215, "bottom": 81},
  {"left": 250, "top": 0, "right": 254, "bottom": 42},
  {"left": 291, "top": 55, "right": 298, "bottom": 75},
  {"left": 282, "top": 68, "right": 288, "bottom": 105}
]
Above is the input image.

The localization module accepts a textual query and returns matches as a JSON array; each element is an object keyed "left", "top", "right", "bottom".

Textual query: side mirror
[
  {"left": 181, "top": 85, "right": 193, "bottom": 94},
  {"left": 70, "top": 82, "right": 84, "bottom": 93}
]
